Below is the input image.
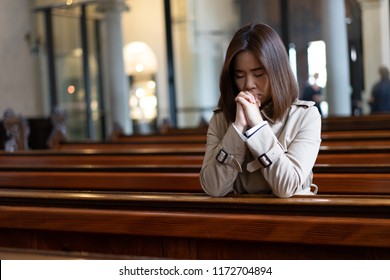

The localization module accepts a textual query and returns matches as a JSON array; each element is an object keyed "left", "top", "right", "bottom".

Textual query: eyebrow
[{"left": 235, "top": 67, "right": 265, "bottom": 72}]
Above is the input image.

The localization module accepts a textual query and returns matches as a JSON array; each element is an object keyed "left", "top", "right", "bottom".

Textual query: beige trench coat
[{"left": 200, "top": 99, "right": 322, "bottom": 198}]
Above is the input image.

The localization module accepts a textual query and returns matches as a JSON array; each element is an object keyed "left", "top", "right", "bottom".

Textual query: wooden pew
[
  {"left": 0, "top": 247, "right": 143, "bottom": 260},
  {"left": 3, "top": 113, "right": 386, "bottom": 150},
  {"left": 0, "top": 165, "right": 202, "bottom": 192},
  {"left": 159, "top": 125, "right": 208, "bottom": 135},
  {"left": 2, "top": 132, "right": 390, "bottom": 195},
  {"left": 321, "top": 113, "right": 390, "bottom": 131},
  {"left": 115, "top": 133, "right": 206, "bottom": 143},
  {"left": 54, "top": 138, "right": 390, "bottom": 151},
  {"left": 0, "top": 150, "right": 205, "bottom": 166},
  {"left": 54, "top": 141, "right": 207, "bottom": 151},
  {"left": 321, "top": 130, "right": 390, "bottom": 141},
  {"left": 316, "top": 153, "right": 390, "bottom": 164},
  {"left": 60, "top": 119, "right": 390, "bottom": 150},
  {"left": 1, "top": 147, "right": 390, "bottom": 166},
  {"left": 0, "top": 189, "right": 389, "bottom": 259},
  {"left": 53, "top": 115, "right": 390, "bottom": 162},
  {"left": 313, "top": 164, "right": 390, "bottom": 195},
  {"left": 142, "top": 114, "right": 390, "bottom": 136},
  {"left": 321, "top": 139, "right": 390, "bottom": 146},
  {"left": 2, "top": 127, "right": 389, "bottom": 258},
  {"left": 317, "top": 145, "right": 390, "bottom": 164},
  {"left": 1, "top": 116, "right": 387, "bottom": 261},
  {"left": 0, "top": 163, "right": 389, "bottom": 195},
  {"left": 114, "top": 129, "right": 390, "bottom": 143},
  {"left": 113, "top": 114, "right": 390, "bottom": 141}
]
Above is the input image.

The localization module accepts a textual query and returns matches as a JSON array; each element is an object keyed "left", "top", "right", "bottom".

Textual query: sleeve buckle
[
  {"left": 258, "top": 153, "right": 272, "bottom": 167},
  {"left": 216, "top": 149, "right": 228, "bottom": 164}
]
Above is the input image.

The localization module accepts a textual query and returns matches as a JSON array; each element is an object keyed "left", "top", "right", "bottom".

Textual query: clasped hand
[{"left": 234, "top": 91, "right": 263, "bottom": 133}]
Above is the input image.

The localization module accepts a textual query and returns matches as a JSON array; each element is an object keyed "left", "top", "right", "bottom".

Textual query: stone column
[
  {"left": 97, "top": 0, "right": 132, "bottom": 134},
  {"left": 322, "top": 0, "right": 351, "bottom": 116},
  {"left": 191, "top": 0, "right": 239, "bottom": 124},
  {"left": 358, "top": 0, "right": 390, "bottom": 113}
]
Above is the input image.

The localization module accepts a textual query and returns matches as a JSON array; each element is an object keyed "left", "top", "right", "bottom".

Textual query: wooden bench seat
[{"left": 0, "top": 189, "right": 389, "bottom": 259}]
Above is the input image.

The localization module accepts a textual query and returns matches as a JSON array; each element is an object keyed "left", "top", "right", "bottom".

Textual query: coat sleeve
[
  {"left": 245, "top": 106, "right": 322, "bottom": 198},
  {"left": 199, "top": 112, "right": 247, "bottom": 197}
]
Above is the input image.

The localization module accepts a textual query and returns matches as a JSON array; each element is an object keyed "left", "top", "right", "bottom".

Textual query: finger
[
  {"left": 244, "top": 91, "right": 256, "bottom": 104},
  {"left": 235, "top": 95, "right": 250, "bottom": 105},
  {"left": 237, "top": 92, "right": 256, "bottom": 104},
  {"left": 254, "top": 96, "right": 261, "bottom": 107}
]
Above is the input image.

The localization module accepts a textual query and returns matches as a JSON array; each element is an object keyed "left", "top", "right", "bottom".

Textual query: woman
[{"left": 200, "top": 23, "right": 321, "bottom": 198}]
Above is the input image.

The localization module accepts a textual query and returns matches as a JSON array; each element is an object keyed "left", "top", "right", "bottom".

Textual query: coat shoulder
[
  {"left": 293, "top": 99, "right": 316, "bottom": 108},
  {"left": 290, "top": 99, "right": 321, "bottom": 121}
]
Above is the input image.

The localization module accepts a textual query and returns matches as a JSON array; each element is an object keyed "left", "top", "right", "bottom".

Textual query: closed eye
[{"left": 253, "top": 69, "right": 266, "bottom": 77}]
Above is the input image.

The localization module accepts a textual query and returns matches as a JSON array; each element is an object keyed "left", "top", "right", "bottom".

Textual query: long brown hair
[{"left": 218, "top": 23, "right": 299, "bottom": 122}]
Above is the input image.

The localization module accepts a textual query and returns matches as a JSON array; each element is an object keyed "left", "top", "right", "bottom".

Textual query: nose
[{"left": 244, "top": 76, "right": 256, "bottom": 91}]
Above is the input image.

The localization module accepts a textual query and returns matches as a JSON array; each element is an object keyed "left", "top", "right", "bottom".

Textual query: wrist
[{"left": 233, "top": 123, "right": 247, "bottom": 133}]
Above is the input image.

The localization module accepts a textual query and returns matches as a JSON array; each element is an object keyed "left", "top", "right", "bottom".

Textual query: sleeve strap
[{"left": 246, "top": 142, "right": 286, "bottom": 172}]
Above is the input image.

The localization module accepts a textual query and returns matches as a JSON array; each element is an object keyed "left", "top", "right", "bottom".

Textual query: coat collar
[{"left": 261, "top": 99, "right": 315, "bottom": 124}]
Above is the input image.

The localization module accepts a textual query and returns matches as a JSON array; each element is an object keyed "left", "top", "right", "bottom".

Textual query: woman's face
[{"left": 233, "top": 50, "right": 271, "bottom": 107}]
